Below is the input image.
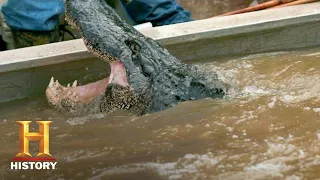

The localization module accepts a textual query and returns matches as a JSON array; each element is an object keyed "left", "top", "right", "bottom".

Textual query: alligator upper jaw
[{"left": 45, "top": 61, "right": 129, "bottom": 112}]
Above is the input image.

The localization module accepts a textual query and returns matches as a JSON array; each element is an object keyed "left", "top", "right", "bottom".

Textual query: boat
[{"left": 0, "top": 2, "right": 319, "bottom": 103}]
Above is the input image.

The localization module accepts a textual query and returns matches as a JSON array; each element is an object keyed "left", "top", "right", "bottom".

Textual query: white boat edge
[{"left": 0, "top": 2, "right": 319, "bottom": 73}]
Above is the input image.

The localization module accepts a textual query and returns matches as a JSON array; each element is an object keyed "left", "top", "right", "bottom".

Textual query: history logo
[{"left": 10, "top": 121, "right": 57, "bottom": 170}]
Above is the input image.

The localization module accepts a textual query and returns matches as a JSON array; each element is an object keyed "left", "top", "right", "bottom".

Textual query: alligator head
[{"left": 46, "top": 0, "right": 227, "bottom": 115}]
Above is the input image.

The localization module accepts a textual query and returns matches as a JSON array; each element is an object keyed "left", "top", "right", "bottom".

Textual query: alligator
[{"left": 46, "top": 0, "right": 227, "bottom": 115}]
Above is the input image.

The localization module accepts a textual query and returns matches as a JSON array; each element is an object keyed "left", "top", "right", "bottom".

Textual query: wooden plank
[
  {"left": 144, "top": 2, "right": 320, "bottom": 45},
  {"left": 167, "top": 21, "right": 320, "bottom": 61}
]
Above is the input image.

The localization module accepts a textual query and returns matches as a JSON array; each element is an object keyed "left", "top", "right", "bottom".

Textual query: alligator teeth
[
  {"left": 72, "top": 80, "right": 77, "bottom": 87},
  {"left": 67, "top": 91, "right": 71, "bottom": 96},
  {"left": 73, "top": 92, "right": 76, "bottom": 97},
  {"left": 48, "top": 77, "right": 54, "bottom": 88},
  {"left": 52, "top": 80, "right": 60, "bottom": 88},
  {"left": 67, "top": 83, "right": 70, "bottom": 87}
]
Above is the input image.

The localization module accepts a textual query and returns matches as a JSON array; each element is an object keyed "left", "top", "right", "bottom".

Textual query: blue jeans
[
  {"left": 1, "top": 0, "right": 65, "bottom": 31},
  {"left": 1, "top": 0, "right": 192, "bottom": 31},
  {"left": 121, "top": 0, "right": 192, "bottom": 26}
]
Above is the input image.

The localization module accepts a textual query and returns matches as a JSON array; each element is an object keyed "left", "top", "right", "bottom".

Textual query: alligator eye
[
  {"left": 124, "top": 39, "right": 152, "bottom": 77},
  {"left": 124, "top": 39, "right": 141, "bottom": 67},
  {"left": 124, "top": 39, "right": 141, "bottom": 57}
]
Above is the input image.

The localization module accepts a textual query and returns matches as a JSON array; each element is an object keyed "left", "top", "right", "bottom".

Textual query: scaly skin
[{"left": 46, "top": 0, "right": 227, "bottom": 115}]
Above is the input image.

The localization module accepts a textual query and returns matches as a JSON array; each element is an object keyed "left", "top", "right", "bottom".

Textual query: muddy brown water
[{"left": 0, "top": 47, "right": 319, "bottom": 180}]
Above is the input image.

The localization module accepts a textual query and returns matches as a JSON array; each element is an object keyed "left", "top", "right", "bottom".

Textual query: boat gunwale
[{"left": 0, "top": 2, "right": 319, "bottom": 74}]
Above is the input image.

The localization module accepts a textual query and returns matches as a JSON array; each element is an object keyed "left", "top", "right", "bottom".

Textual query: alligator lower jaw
[{"left": 45, "top": 61, "right": 129, "bottom": 112}]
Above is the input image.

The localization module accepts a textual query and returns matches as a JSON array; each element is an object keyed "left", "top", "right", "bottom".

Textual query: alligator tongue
[
  {"left": 46, "top": 61, "right": 129, "bottom": 105},
  {"left": 108, "top": 61, "right": 129, "bottom": 87},
  {"left": 71, "top": 78, "right": 109, "bottom": 100},
  {"left": 70, "top": 60, "right": 129, "bottom": 100}
]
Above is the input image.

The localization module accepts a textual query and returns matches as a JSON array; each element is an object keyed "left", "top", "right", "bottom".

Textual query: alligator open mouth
[
  {"left": 46, "top": 0, "right": 227, "bottom": 115},
  {"left": 45, "top": 61, "right": 129, "bottom": 113}
]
